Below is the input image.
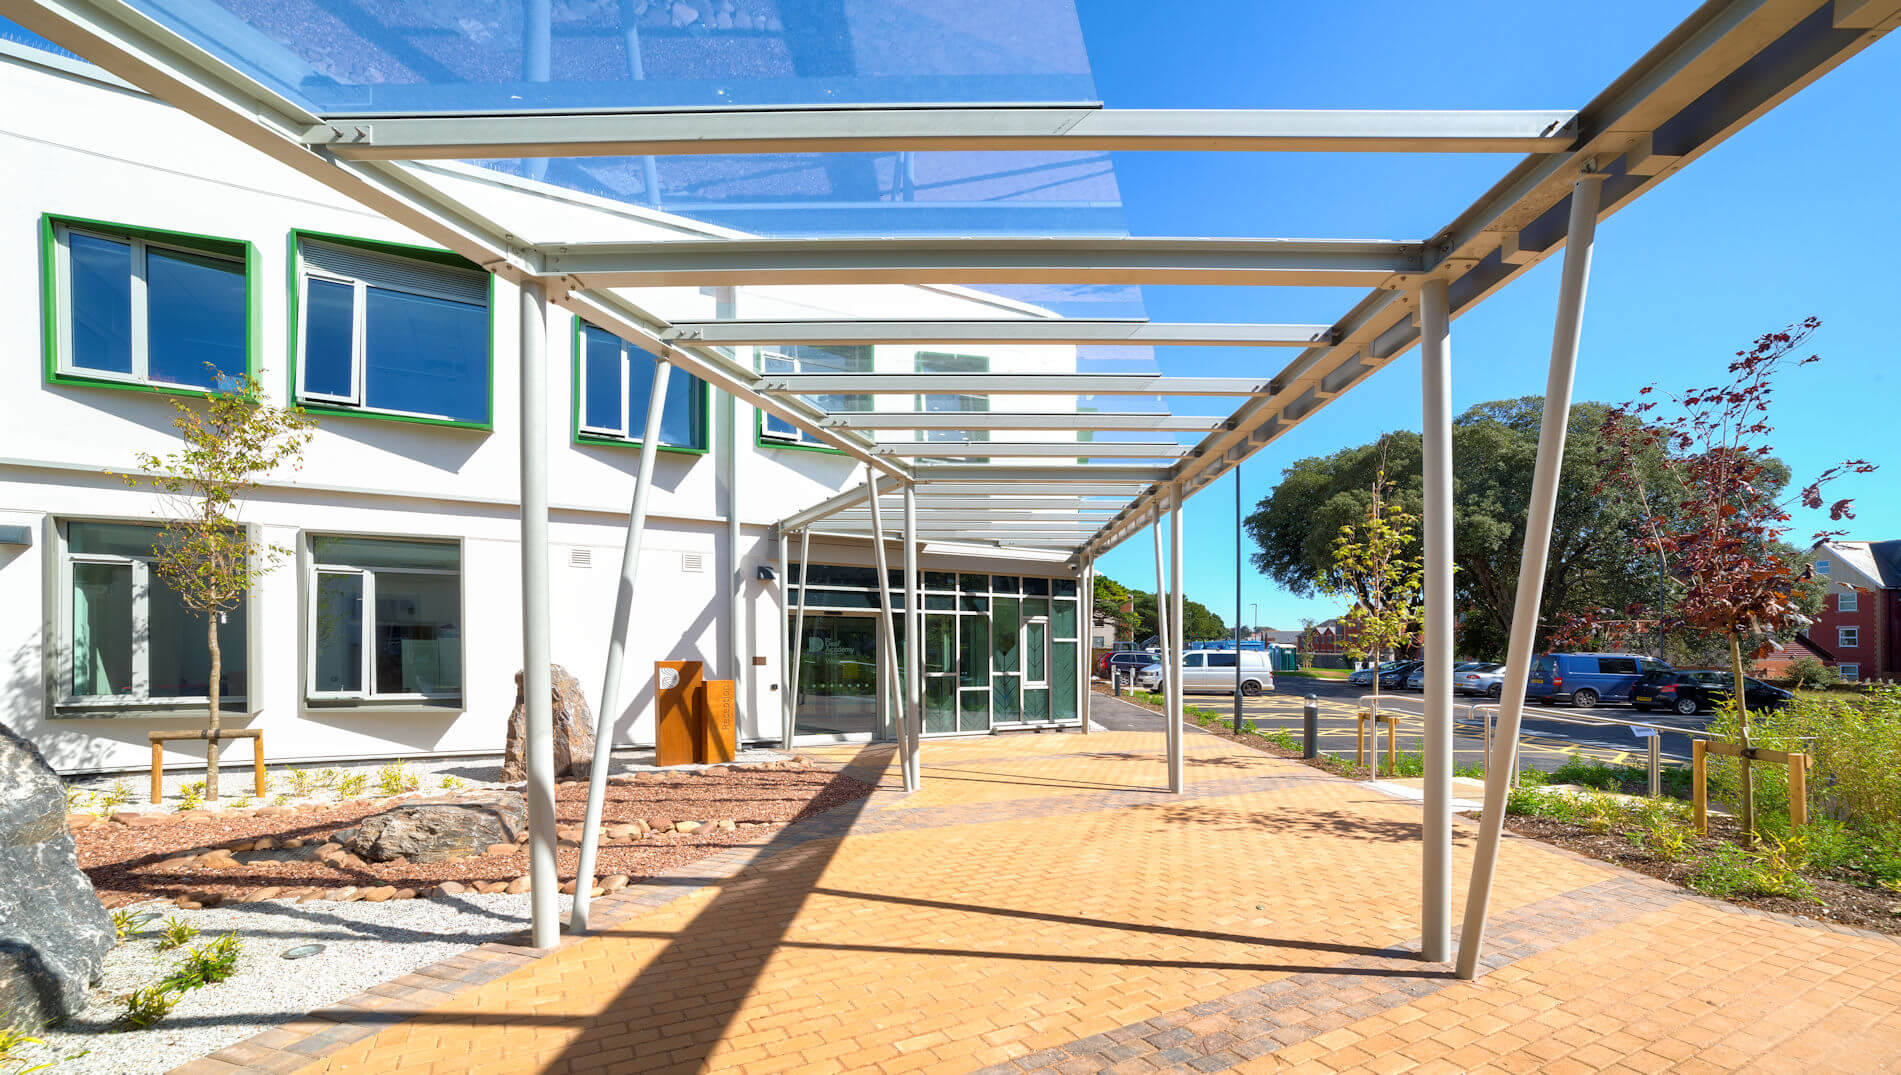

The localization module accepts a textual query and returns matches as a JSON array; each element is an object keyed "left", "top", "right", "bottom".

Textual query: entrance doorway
[{"left": 792, "top": 613, "right": 881, "bottom": 741}]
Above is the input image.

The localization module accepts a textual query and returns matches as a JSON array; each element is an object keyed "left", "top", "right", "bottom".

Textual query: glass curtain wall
[{"left": 788, "top": 565, "right": 1080, "bottom": 736}]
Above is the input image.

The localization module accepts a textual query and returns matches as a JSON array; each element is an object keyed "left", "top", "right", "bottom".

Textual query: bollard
[
  {"left": 1303, "top": 695, "right": 1319, "bottom": 758},
  {"left": 1113, "top": 670, "right": 1124, "bottom": 697}
]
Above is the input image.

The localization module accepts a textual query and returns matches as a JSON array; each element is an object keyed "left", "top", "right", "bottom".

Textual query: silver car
[
  {"left": 1457, "top": 662, "right": 1508, "bottom": 697},
  {"left": 1403, "top": 661, "right": 1489, "bottom": 691},
  {"left": 1135, "top": 650, "right": 1275, "bottom": 696}
]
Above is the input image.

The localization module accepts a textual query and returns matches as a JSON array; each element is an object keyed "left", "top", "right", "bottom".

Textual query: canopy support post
[
  {"left": 1419, "top": 277, "right": 1453, "bottom": 963},
  {"left": 518, "top": 279, "right": 559, "bottom": 949}
]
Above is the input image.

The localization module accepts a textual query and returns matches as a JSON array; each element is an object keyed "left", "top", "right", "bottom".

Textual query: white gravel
[{"left": 31, "top": 890, "right": 577, "bottom": 1075}]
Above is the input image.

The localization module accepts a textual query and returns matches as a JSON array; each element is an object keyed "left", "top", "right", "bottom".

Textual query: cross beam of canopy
[
  {"left": 873, "top": 442, "right": 1189, "bottom": 459},
  {"left": 759, "top": 374, "right": 1270, "bottom": 396},
  {"left": 826, "top": 413, "right": 1224, "bottom": 432},
  {"left": 301, "top": 107, "right": 1580, "bottom": 159},
  {"left": 666, "top": 320, "right": 1335, "bottom": 348},
  {"left": 538, "top": 237, "right": 1423, "bottom": 288}
]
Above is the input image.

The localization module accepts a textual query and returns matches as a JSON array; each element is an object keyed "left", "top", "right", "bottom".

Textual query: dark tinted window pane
[
  {"left": 363, "top": 288, "right": 488, "bottom": 422},
  {"left": 925, "top": 572, "right": 956, "bottom": 591},
  {"left": 1597, "top": 657, "right": 1639, "bottom": 675},
  {"left": 147, "top": 247, "right": 245, "bottom": 389},
  {"left": 582, "top": 325, "right": 623, "bottom": 432},
  {"left": 960, "top": 595, "right": 988, "bottom": 613},
  {"left": 991, "top": 576, "right": 1020, "bottom": 594},
  {"left": 924, "top": 676, "right": 956, "bottom": 734},
  {"left": 372, "top": 572, "right": 461, "bottom": 694},
  {"left": 1208, "top": 653, "right": 1237, "bottom": 668},
  {"left": 149, "top": 576, "right": 247, "bottom": 697},
  {"left": 925, "top": 594, "right": 955, "bottom": 610},
  {"left": 1053, "top": 643, "right": 1078, "bottom": 721},
  {"left": 69, "top": 522, "right": 162, "bottom": 558},
  {"left": 303, "top": 278, "right": 355, "bottom": 397},
  {"left": 992, "top": 597, "right": 1020, "bottom": 672},
  {"left": 992, "top": 674, "right": 1019, "bottom": 720},
  {"left": 925, "top": 616, "right": 955, "bottom": 674},
  {"left": 959, "top": 573, "right": 987, "bottom": 593},
  {"left": 1023, "top": 686, "right": 1049, "bottom": 721},
  {"left": 802, "top": 564, "right": 878, "bottom": 588},
  {"left": 1052, "top": 600, "right": 1077, "bottom": 638},
  {"left": 312, "top": 537, "right": 458, "bottom": 570},
  {"left": 1053, "top": 579, "right": 1078, "bottom": 597},
  {"left": 959, "top": 688, "right": 989, "bottom": 732},
  {"left": 1023, "top": 577, "right": 1051, "bottom": 596},
  {"left": 627, "top": 344, "right": 703, "bottom": 448},
  {"left": 959, "top": 615, "right": 987, "bottom": 687},
  {"left": 69, "top": 232, "right": 133, "bottom": 375}
]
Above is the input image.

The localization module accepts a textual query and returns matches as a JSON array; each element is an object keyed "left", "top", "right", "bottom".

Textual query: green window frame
[
  {"left": 40, "top": 214, "right": 259, "bottom": 397},
  {"left": 288, "top": 230, "right": 495, "bottom": 430},
  {"left": 572, "top": 318, "right": 710, "bottom": 454}
]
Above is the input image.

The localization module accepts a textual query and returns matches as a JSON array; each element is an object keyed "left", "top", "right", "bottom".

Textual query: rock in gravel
[
  {"left": 505, "top": 876, "right": 529, "bottom": 895},
  {"left": 247, "top": 887, "right": 282, "bottom": 902},
  {"left": 436, "top": 881, "right": 467, "bottom": 896},
  {"left": 485, "top": 842, "right": 516, "bottom": 857},
  {"left": 501, "top": 664, "right": 595, "bottom": 782},
  {"left": 394, "top": 889, "right": 418, "bottom": 900},
  {"left": 674, "top": 820, "right": 702, "bottom": 834},
  {"left": 601, "top": 875, "right": 629, "bottom": 892},
  {"left": 714, "top": 819, "right": 737, "bottom": 833},
  {"left": 345, "top": 793, "right": 527, "bottom": 864},
  {"left": 326, "top": 886, "right": 358, "bottom": 901},
  {"left": 650, "top": 819, "right": 676, "bottom": 832},
  {"left": 66, "top": 812, "right": 100, "bottom": 830},
  {"left": 0, "top": 724, "right": 116, "bottom": 1026},
  {"left": 361, "top": 886, "right": 398, "bottom": 903}
]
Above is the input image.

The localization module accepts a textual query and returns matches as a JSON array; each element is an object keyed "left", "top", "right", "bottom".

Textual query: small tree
[
  {"left": 1316, "top": 447, "right": 1424, "bottom": 726},
  {"left": 118, "top": 371, "right": 314, "bottom": 803},
  {"left": 1599, "top": 318, "right": 1873, "bottom": 837}
]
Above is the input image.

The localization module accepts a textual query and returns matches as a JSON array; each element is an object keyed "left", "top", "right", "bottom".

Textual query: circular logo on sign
[{"left": 658, "top": 668, "right": 679, "bottom": 690}]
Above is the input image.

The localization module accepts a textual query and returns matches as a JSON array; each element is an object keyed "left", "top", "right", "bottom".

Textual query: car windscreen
[{"left": 1638, "top": 670, "right": 1675, "bottom": 683}]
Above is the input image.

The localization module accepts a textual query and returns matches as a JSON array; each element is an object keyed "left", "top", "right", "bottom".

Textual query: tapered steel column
[
  {"left": 1080, "top": 556, "right": 1094, "bottom": 734},
  {"left": 776, "top": 529, "right": 789, "bottom": 743},
  {"left": 1169, "top": 484, "right": 1185, "bottom": 794},
  {"left": 1419, "top": 278, "right": 1453, "bottom": 962},
  {"left": 1151, "top": 499, "right": 1172, "bottom": 786},
  {"left": 518, "top": 280, "right": 558, "bottom": 948},
  {"left": 784, "top": 528, "right": 810, "bottom": 752},
  {"left": 864, "top": 468, "right": 908, "bottom": 788},
  {"left": 573, "top": 357, "right": 673, "bottom": 933},
  {"left": 1457, "top": 173, "right": 1605, "bottom": 980},
  {"left": 902, "top": 483, "right": 922, "bottom": 791}
]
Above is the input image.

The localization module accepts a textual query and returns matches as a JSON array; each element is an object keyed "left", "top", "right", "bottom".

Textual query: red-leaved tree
[{"left": 1598, "top": 317, "right": 1874, "bottom": 835}]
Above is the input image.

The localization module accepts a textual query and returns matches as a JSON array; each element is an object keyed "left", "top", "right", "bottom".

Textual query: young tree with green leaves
[
  {"left": 117, "top": 371, "right": 314, "bottom": 803},
  {"left": 1318, "top": 449, "right": 1424, "bottom": 724}
]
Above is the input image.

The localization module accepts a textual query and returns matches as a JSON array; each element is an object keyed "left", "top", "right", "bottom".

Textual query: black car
[
  {"left": 1630, "top": 669, "right": 1793, "bottom": 716},
  {"left": 1348, "top": 660, "right": 1423, "bottom": 690},
  {"left": 1100, "top": 651, "right": 1158, "bottom": 680}
]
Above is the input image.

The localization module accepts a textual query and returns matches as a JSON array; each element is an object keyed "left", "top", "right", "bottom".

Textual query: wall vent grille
[
  {"left": 568, "top": 547, "right": 592, "bottom": 568},
  {"left": 681, "top": 552, "right": 704, "bottom": 573}
]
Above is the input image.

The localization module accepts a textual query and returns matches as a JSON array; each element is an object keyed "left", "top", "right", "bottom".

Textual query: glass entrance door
[{"left": 793, "top": 614, "right": 881, "bottom": 741}]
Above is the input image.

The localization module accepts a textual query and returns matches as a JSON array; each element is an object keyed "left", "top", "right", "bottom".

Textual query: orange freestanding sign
[
  {"left": 697, "top": 680, "right": 737, "bottom": 764},
  {"left": 654, "top": 660, "right": 704, "bottom": 767}
]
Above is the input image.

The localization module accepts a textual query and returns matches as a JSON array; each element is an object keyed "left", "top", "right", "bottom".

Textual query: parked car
[
  {"left": 1630, "top": 669, "right": 1793, "bottom": 716},
  {"left": 1347, "top": 660, "right": 1422, "bottom": 690},
  {"left": 1134, "top": 650, "right": 1275, "bottom": 695},
  {"left": 1456, "top": 662, "right": 1508, "bottom": 698},
  {"left": 1527, "top": 652, "right": 1673, "bottom": 708},
  {"left": 1101, "top": 650, "right": 1157, "bottom": 681},
  {"left": 1402, "top": 661, "right": 1489, "bottom": 691}
]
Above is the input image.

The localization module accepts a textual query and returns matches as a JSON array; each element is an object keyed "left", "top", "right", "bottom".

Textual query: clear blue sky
[{"left": 1075, "top": 1, "right": 1901, "bottom": 631}]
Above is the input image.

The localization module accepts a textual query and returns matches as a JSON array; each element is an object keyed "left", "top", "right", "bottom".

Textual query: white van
[{"left": 1135, "top": 650, "right": 1275, "bottom": 696}]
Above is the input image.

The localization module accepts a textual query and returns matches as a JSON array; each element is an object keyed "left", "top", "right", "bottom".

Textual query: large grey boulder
[
  {"left": 501, "top": 664, "right": 595, "bottom": 782},
  {"left": 344, "top": 793, "right": 527, "bottom": 863},
  {"left": 0, "top": 724, "right": 115, "bottom": 1027}
]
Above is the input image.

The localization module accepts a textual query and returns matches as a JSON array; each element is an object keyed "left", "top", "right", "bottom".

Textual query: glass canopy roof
[{"left": 6, "top": 0, "right": 1889, "bottom": 556}]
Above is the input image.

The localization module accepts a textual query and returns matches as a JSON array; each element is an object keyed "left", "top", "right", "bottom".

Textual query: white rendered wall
[{"left": 0, "top": 53, "right": 1081, "bottom": 774}]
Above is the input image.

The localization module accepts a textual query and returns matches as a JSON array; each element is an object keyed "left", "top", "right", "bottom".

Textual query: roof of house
[{"left": 1817, "top": 539, "right": 1901, "bottom": 590}]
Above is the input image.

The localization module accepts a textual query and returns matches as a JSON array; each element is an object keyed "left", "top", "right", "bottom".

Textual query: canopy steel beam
[
  {"left": 760, "top": 374, "right": 1270, "bottom": 396},
  {"left": 914, "top": 466, "right": 1174, "bottom": 483},
  {"left": 873, "top": 442, "right": 1189, "bottom": 459},
  {"left": 539, "top": 237, "right": 1423, "bottom": 288},
  {"left": 303, "top": 106, "right": 1580, "bottom": 159},
  {"left": 666, "top": 319, "right": 1333, "bottom": 348},
  {"left": 908, "top": 484, "right": 1152, "bottom": 497},
  {"left": 853, "top": 499, "right": 1126, "bottom": 510},
  {"left": 827, "top": 412, "right": 1224, "bottom": 432},
  {"left": 832, "top": 511, "right": 1118, "bottom": 523}
]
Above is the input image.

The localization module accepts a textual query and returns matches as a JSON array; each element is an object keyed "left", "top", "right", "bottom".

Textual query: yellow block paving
[{"left": 293, "top": 736, "right": 1611, "bottom": 1075}]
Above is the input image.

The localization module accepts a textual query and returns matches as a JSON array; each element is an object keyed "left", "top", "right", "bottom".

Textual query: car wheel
[
  {"left": 1240, "top": 680, "right": 1263, "bottom": 697},
  {"left": 1572, "top": 688, "right": 1599, "bottom": 709},
  {"left": 1674, "top": 696, "right": 1700, "bottom": 716},
  {"left": 1487, "top": 683, "right": 1502, "bottom": 699}
]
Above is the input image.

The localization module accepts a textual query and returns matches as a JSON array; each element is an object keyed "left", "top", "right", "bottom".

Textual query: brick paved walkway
[{"left": 181, "top": 702, "right": 1901, "bottom": 1074}]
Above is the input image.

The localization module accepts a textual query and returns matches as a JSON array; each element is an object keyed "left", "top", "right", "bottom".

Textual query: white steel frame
[{"left": 15, "top": 0, "right": 1895, "bottom": 962}]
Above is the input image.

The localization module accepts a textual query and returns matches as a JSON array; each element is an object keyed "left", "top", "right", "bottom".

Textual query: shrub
[
  {"left": 1785, "top": 656, "right": 1838, "bottom": 690},
  {"left": 62, "top": 786, "right": 90, "bottom": 813},
  {"left": 375, "top": 762, "right": 420, "bottom": 796},
  {"left": 0, "top": 1023, "right": 55, "bottom": 1074},
  {"left": 336, "top": 773, "right": 368, "bottom": 799},
  {"left": 118, "top": 987, "right": 180, "bottom": 1030},
  {"left": 1708, "top": 686, "right": 1901, "bottom": 834},
  {"left": 159, "top": 934, "right": 241, "bottom": 991},
  {"left": 97, "top": 782, "right": 136, "bottom": 811},
  {"left": 176, "top": 782, "right": 204, "bottom": 811},
  {"left": 438, "top": 775, "right": 466, "bottom": 791},
  {"left": 155, "top": 917, "right": 196, "bottom": 952}
]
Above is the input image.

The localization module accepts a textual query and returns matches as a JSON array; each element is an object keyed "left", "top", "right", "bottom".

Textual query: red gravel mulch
[{"left": 76, "top": 762, "right": 878, "bottom": 908}]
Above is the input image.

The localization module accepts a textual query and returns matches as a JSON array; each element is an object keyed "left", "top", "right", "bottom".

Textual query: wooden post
[
  {"left": 1356, "top": 711, "right": 1368, "bottom": 766},
  {"left": 1788, "top": 752, "right": 1808, "bottom": 829},
  {"left": 1691, "top": 739, "right": 1708, "bottom": 834},
  {"left": 151, "top": 740, "right": 164, "bottom": 804},
  {"left": 1385, "top": 715, "right": 1397, "bottom": 776},
  {"left": 253, "top": 734, "right": 268, "bottom": 797}
]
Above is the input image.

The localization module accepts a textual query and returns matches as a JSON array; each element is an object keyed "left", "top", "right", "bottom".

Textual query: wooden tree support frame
[
  {"left": 148, "top": 729, "right": 267, "bottom": 804},
  {"left": 1355, "top": 710, "right": 1399, "bottom": 774},
  {"left": 1691, "top": 739, "right": 1808, "bottom": 835}
]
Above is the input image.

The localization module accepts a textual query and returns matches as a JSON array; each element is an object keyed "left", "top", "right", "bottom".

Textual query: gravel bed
[
  {"left": 68, "top": 746, "right": 790, "bottom": 812},
  {"left": 30, "top": 890, "right": 575, "bottom": 1075}
]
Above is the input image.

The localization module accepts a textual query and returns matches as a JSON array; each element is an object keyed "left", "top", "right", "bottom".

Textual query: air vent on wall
[
  {"left": 681, "top": 553, "right": 704, "bottom": 573},
  {"left": 568, "top": 547, "right": 592, "bottom": 568}
]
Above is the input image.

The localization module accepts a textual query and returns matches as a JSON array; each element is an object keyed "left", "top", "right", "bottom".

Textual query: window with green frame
[
  {"left": 293, "top": 235, "right": 490, "bottom": 425},
  {"left": 44, "top": 217, "right": 252, "bottom": 393},
  {"left": 576, "top": 320, "right": 708, "bottom": 451},
  {"left": 759, "top": 344, "right": 871, "bottom": 448}
]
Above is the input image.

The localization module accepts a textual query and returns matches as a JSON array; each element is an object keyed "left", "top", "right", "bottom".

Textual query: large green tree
[
  {"left": 1245, "top": 398, "right": 1681, "bottom": 657},
  {"left": 1094, "top": 576, "right": 1226, "bottom": 644}
]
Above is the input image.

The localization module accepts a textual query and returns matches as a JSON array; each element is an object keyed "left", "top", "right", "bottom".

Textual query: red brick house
[{"left": 1802, "top": 539, "right": 1900, "bottom": 682}]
